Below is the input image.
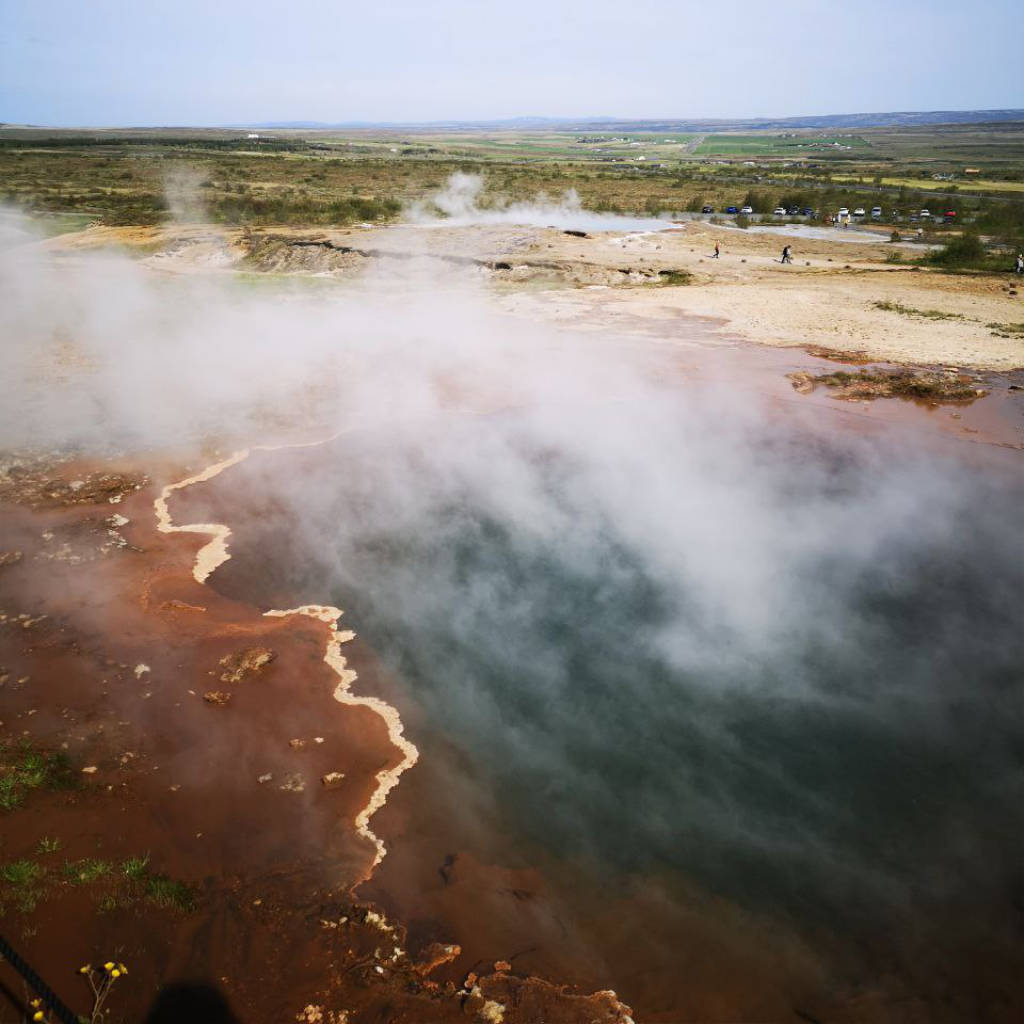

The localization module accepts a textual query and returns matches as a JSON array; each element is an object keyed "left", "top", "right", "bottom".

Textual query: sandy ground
[
  {"left": 554, "top": 222, "right": 1023, "bottom": 369},
  {"left": 43, "top": 218, "right": 1024, "bottom": 370}
]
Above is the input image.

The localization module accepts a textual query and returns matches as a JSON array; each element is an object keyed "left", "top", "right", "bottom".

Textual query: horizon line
[{"left": 3, "top": 106, "right": 1024, "bottom": 132}]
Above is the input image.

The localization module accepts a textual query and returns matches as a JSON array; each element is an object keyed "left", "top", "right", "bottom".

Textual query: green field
[
  {"left": 0, "top": 123, "right": 1021, "bottom": 244},
  {"left": 695, "top": 134, "right": 871, "bottom": 156}
]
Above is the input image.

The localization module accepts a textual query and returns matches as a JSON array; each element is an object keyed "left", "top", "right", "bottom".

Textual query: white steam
[
  {"left": 2, "top": 198, "right": 1021, "bottom": 1011},
  {"left": 408, "top": 172, "right": 671, "bottom": 232}
]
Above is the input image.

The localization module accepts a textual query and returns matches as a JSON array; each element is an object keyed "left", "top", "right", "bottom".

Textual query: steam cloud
[
  {"left": 410, "top": 171, "right": 670, "bottom": 232},
  {"left": 2, "top": 194, "right": 1022, "bottom": 1010}
]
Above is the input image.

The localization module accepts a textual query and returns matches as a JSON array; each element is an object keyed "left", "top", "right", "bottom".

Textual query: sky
[{"left": 1, "top": 0, "right": 1020, "bottom": 126}]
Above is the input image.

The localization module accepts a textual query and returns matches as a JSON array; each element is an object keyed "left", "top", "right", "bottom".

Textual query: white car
[
  {"left": 871, "top": 206, "right": 883, "bottom": 218},
  {"left": 740, "top": 205, "right": 753, "bottom": 214},
  {"left": 853, "top": 207, "right": 866, "bottom": 217},
  {"left": 838, "top": 207, "right": 849, "bottom": 217},
  {"left": 920, "top": 209, "right": 932, "bottom": 218},
  {"left": 773, "top": 207, "right": 786, "bottom": 215}
]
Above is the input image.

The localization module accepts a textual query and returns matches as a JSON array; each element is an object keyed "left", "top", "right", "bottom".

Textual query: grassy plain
[{"left": 1, "top": 122, "right": 1022, "bottom": 244}]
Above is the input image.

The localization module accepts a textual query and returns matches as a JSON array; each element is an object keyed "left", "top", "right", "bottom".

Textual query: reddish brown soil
[{"left": 0, "top": 456, "right": 631, "bottom": 1024}]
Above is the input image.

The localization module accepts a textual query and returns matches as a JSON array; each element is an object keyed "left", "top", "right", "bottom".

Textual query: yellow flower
[
  {"left": 33, "top": 1011, "right": 44, "bottom": 1022},
  {"left": 78, "top": 965, "right": 91, "bottom": 974},
  {"left": 111, "top": 969, "right": 121, "bottom": 978},
  {"left": 30, "top": 998, "right": 40, "bottom": 1008},
  {"left": 103, "top": 961, "right": 115, "bottom": 971},
  {"left": 117, "top": 963, "right": 128, "bottom": 974}
]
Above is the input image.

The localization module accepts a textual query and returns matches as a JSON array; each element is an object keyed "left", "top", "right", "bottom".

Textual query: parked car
[
  {"left": 802, "top": 207, "right": 815, "bottom": 217},
  {"left": 838, "top": 207, "right": 850, "bottom": 218},
  {"left": 853, "top": 207, "right": 866, "bottom": 217},
  {"left": 920, "top": 209, "right": 932, "bottom": 219},
  {"left": 740, "top": 205, "right": 753, "bottom": 214},
  {"left": 943, "top": 210, "right": 957, "bottom": 222},
  {"left": 871, "top": 206, "right": 883, "bottom": 219},
  {"left": 701, "top": 205, "right": 714, "bottom": 214},
  {"left": 773, "top": 207, "right": 786, "bottom": 216},
  {"left": 786, "top": 206, "right": 800, "bottom": 215},
  {"left": 725, "top": 205, "right": 739, "bottom": 214}
]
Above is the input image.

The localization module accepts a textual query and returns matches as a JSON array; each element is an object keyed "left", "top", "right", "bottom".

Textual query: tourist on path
[
  {"left": 780, "top": 245, "right": 792, "bottom": 264},
  {"left": 712, "top": 241, "right": 720, "bottom": 258}
]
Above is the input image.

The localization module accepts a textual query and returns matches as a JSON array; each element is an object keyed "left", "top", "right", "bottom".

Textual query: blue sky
[{"left": 1, "top": 0, "right": 1019, "bottom": 126}]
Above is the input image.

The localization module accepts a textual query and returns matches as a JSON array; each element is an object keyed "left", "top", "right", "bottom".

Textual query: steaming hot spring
[{"left": 1, "top": 206, "right": 1022, "bottom": 1024}]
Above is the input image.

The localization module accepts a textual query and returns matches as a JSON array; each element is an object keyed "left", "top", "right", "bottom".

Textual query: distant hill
[{"left": 241, "top": 109, "right": 1024, "bottom": 133}]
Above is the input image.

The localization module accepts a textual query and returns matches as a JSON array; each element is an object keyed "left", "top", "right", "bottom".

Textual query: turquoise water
[
  {"left": 213, "top": 404, "right": 1024, "bottom": 1012},
  {"left": 333, "top": 455, "right": 1022, "bottom": 928}
]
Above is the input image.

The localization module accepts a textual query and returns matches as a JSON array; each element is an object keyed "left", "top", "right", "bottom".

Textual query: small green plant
[
  {"left": 0, "top": 742, "right": 76, "bottom": 810},
  {"left": 120, "top": 854, "right": 149, "bottom": 879},
  {"left": 145, "top": 874, "right": 197, "bottom": 912},
  {"left": 36, "top": 837, "right": 62, "bottom": 855},
  {"left": 872, "top": 300, "right": 968, "bottom": 321},
  {"left": 656, "top": 270, "right": 692, "bottom": 286},
  {"left": 988, "top": 321, "right": 1024, "bottom": 337},
  {"left": 97, "top": 893, "right": 130, "bottom": 913},
  {"left": 926, "top": 231, "right": 986, "bottom": 267},
  {"left": 884, "top": 249, "right": 902, "bottom": 264},
  {"left": 1, "top": 858, "right": 45, "bottom": 913},
  {"left": 63, "top": 858, "right": 112, "bottom": 884},
  {"left": 1, "top": 859, "right": 42, "bottom": 886}
]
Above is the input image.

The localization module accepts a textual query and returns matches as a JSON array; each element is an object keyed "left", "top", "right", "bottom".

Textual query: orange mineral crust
[{"left": 0, "top": 452, "right": 633, "bottom": 1024}]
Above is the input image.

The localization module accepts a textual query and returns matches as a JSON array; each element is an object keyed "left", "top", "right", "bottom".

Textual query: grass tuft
[
  {"left": 656, "top": 269, "right": 692, "bottom": 286},
  {"left": 1, "top": 859, "right": 42, "bottom": 887},
  {"left": 873, "top": 300, "right": 968, "bottom": 321},
  {"left": 144, "top": 874, "right": 197, "bottom": 912},
  {"left": 63, "top": 858, "right": 113, "bottom": 884},
  {"left": 0, "top": 742, "right": 77, "bottom": 810},
  {"left": 121, "top": 855, "right": 150, "bottom": 879}
]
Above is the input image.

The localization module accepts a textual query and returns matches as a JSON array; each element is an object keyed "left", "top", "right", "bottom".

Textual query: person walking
[
  {"left": 712, "top": 241, "right": 720, "bottom": 258},
  {"left": 1016, "top": 251, "right": 1023, "bottom": 274},
  {"left": 781, "top": 244, "right": 792, "bottom": 264}
]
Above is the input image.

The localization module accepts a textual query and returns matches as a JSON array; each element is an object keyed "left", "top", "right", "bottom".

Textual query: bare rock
[
  {"left": 787, "top": 371, "right": 816, "bottom": 394},
  {"left": 219, "top": 646, "right": 276, "bottom": 683}
]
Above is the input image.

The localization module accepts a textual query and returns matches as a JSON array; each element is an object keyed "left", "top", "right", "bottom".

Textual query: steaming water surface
[
  {"left": 210, "top": 396, "right": 1023, "bottom": 1018},
  {"left": 7, "top": 204, "right": 1021, "bottom": 1017}
]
